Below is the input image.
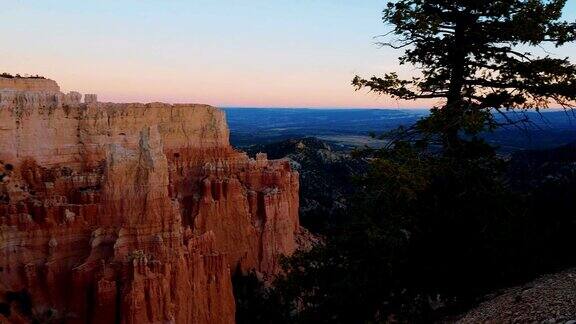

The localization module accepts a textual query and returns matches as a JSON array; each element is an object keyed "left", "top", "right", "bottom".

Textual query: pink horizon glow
[{"left": 2, "top": 1, "right": 574, "bottom": 109}]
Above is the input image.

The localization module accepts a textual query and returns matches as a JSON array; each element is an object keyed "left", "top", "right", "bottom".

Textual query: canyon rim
[{"left": 0, "top": 76, "right": 306, "bottom": 323}]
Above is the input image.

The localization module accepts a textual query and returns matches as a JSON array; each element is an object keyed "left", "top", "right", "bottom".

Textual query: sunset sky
[{"left": 2, "top": 1, "right": 575, "bottom": 108}]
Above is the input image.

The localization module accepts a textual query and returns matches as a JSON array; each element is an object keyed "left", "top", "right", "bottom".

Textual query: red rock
[{"left": 0, "top": 77, "right": 302, "bottom": 323}]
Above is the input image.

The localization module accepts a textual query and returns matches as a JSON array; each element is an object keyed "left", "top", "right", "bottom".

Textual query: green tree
[{"left": 353, "top": 0, "right": 576, "bottom": 154}]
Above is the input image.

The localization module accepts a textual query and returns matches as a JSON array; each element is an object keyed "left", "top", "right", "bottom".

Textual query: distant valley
[{"left": 224, "top": 108, "right": 576, "bottom": 152}]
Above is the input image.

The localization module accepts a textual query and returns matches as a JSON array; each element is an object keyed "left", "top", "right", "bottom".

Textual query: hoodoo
[{"left": 0, "top": 77, "right": 302, "bottom": 323}]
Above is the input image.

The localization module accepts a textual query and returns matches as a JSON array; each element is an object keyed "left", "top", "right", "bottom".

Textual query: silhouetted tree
[
  {"left": 353, "top": 0, "right": 576, "bottom": 154},
  {"left": 235, "top": 2, "right": 576, "bottom": 323}
]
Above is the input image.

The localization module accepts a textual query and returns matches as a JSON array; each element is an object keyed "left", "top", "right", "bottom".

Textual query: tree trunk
[{"left": 444, "top": 14, "right": 467, "bottom": 156}]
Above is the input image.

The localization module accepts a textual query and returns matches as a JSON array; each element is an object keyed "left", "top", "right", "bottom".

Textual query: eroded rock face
[{"left": 0, "top": 77, "right": 301, "bottom": 323}]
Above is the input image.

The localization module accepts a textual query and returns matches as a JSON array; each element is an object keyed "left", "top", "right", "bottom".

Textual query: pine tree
[{"left": 353, "top": 0, "right": 576, "bottom": 154}]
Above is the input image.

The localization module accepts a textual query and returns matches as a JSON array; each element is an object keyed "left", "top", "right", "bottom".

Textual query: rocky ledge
[{"left": 456, "top": 269, "right": 576, "bottom": 323}]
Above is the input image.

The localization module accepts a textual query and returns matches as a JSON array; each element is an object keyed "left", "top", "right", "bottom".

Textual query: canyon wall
[{"left": 0, "top": 77, "right": 301, "bottom": 323}]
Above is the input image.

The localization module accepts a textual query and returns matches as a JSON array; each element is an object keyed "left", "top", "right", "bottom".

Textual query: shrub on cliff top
[{"left": 0, "top": 73, "right": 45, "bottom": 79}]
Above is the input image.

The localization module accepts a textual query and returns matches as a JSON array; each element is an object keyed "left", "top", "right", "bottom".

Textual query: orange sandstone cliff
[{"left": 0, "top": 77, "right": 301, "bottom": 323}]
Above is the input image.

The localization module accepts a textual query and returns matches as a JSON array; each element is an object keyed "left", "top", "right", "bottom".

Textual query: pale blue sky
[{"left": 1, "top": 0, "right": 575, "bottom": 108}]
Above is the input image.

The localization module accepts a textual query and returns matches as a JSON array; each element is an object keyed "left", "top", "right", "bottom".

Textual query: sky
[{"left": 1, "top": 0, "right": 575, "bottom": 108}]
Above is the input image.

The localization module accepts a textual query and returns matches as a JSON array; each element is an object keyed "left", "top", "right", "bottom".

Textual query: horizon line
[
  {"left": 221, "top": 106, "right": 431, "bottom": 110},
  {"left": 220, "top": 106, "right": 572, "bottom": 112}
]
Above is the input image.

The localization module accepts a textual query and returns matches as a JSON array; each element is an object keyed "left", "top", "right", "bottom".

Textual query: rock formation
[
  {"left": 0, "top": 77, "right": 302, "bottom": 323},
  {"left": 246, "top": 137, "right": 368, "bottom": 233}
]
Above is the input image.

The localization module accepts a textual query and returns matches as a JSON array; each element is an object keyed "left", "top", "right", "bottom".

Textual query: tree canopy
[{"left": 353, "top": 0, "right": 576, "bottom": 154}]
